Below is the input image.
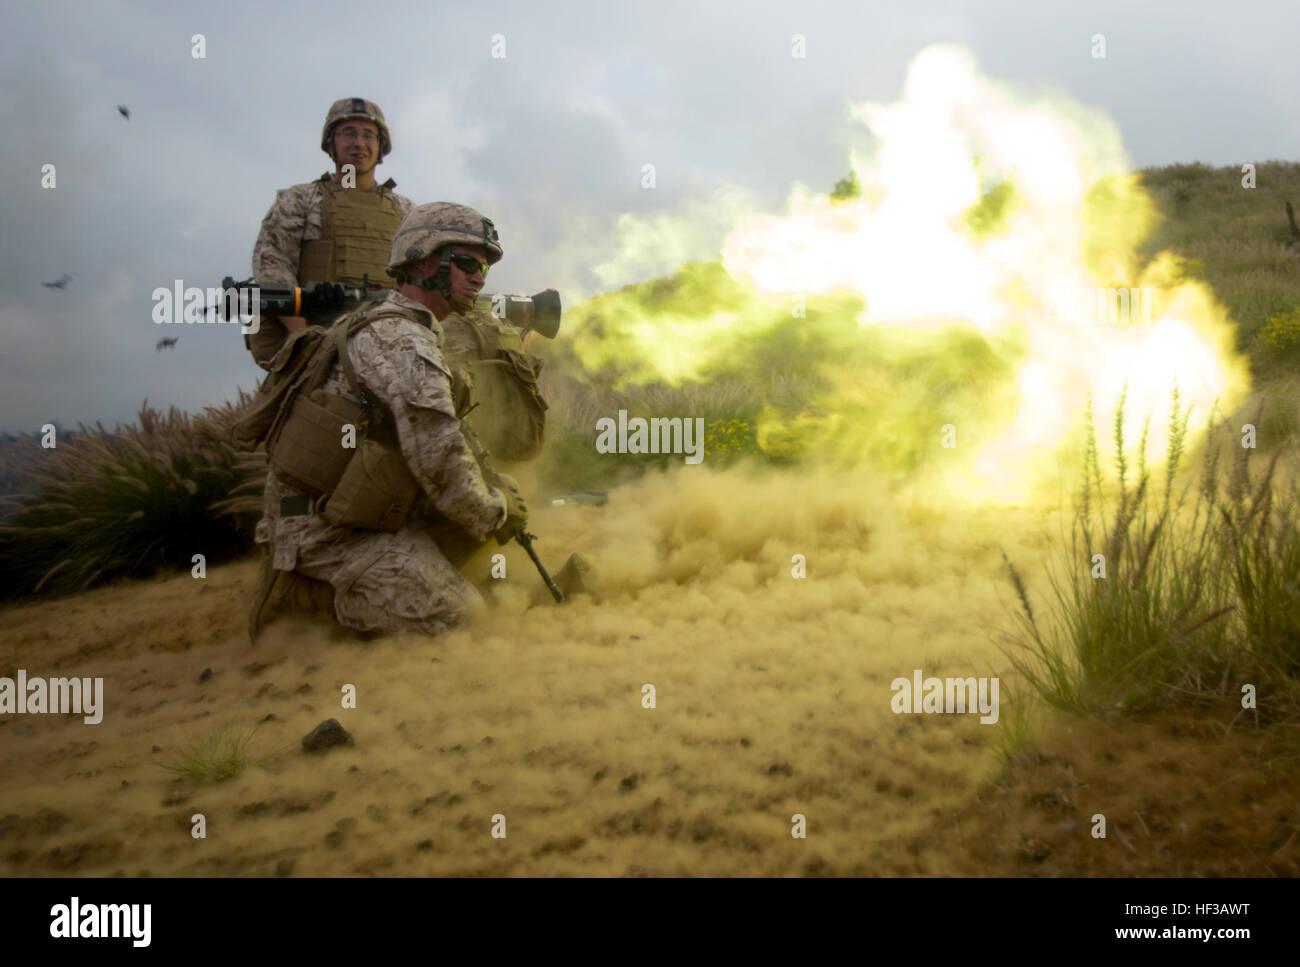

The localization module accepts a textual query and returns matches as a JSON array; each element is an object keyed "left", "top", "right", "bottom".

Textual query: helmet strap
[{"left": 390, "top": 266, "right": 454, "bottom": 318}]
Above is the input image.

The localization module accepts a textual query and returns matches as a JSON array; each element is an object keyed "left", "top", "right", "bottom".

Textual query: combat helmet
[
  {"left": 321, "top": 97, "right": 393, "bottom": 160},
  {"left": 386, "top": 202, "right": 503, "bottom": 276}
]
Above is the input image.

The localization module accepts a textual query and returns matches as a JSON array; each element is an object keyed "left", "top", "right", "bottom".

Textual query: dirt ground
[{"left": 1, "top": 469, "right": 1296, "bottom": 876}]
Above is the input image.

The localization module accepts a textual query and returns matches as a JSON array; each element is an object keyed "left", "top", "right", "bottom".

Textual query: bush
[
  {"left": 1001, "top": 391, "right": 1300, "bottom": 729},
  {"left": 0, "top": 396, "right": 264, "bottom": 601}
]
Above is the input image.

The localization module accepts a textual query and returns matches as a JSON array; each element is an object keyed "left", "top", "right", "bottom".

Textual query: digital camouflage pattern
[
  {"left": 254, "top": 290, "right": 508, "bottom": 637},
  {"left": 252, "top": 175, "right": 415, "bottom": 285}
]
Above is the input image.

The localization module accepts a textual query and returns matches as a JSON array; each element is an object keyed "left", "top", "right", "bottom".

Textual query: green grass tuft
[{"left": 159, "top": 723, "right": 267, "bottom": 784}]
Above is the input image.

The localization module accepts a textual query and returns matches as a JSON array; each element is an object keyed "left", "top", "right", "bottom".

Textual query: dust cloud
[{"left": 0, "top": 466, "right": 1058, "bottom": 875}]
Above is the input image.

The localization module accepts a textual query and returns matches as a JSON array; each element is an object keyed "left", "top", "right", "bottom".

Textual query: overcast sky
[{"left": 1, "top": 0, "right": 1296, "bottom": 435}]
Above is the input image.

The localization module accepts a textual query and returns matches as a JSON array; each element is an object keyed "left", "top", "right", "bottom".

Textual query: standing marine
[{"left": 247, "top": 97, "right": 415, "bottom": 369}]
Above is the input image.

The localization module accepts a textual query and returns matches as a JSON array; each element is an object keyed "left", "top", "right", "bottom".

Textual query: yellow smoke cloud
[{"left": 569, "top": 44, "right": 1249, "bottom": 498}]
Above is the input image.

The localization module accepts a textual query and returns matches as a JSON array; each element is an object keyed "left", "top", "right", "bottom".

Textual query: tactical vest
[
  {"left": 298, "top": 177, "right": 404, "bottom": 288},
  {"left": 441, "top": 309, "right": 548, "bottom": 462}
]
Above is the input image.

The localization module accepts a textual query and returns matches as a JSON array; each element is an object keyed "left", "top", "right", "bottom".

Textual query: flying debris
[
  {"left": 156, "top": 337, "right": 178, "bottom": 351},
  {"left": 117, "top": 105, "right": 131, "bottom": 120},
  {"left": 41, "top": 274, "right": 72, "bottom": 290}
]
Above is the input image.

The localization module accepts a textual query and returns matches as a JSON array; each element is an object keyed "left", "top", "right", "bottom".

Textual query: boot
[
  {"left": 284, "top": 571, "right": 336, "bottom": 614},
  {"left": 250, "top": 567, "right": 335, "bottom": 643}
]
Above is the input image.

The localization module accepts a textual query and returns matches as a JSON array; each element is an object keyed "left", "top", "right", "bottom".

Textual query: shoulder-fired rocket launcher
[{"left": 212, "top": 276, "right": 562, "bottom": 338}]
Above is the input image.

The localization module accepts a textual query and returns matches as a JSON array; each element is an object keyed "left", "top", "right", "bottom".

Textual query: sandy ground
[{"left": 1, "top": 468, "right": 1296, "bottom": 876}]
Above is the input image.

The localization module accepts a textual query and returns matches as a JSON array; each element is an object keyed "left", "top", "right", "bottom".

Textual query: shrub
[
  {"left": 0, "top": 396, "right": 262, "bottom": 601},
  {"left": 1001, "top": 392, "right": 1300, "bottom": 729}
]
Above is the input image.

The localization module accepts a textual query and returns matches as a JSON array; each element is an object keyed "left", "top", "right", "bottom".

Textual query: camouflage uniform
[
  {"left": 250, "top": 175, "right": 415, "bottom": 286},
  {"left": 253, "top": 290, "right": 508, "bottom": 637},
  {"left": 247, "top": 98, "right": 413, "bottom": 370}
]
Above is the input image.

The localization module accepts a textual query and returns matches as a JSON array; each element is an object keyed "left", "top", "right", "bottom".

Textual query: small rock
[
  {"left": 620, "top": 774, "right": 639, "bottom": 791},
  {"left": 1018, "top": 837, "right": 1052, "bottom": 863},
  {"left": 260, "top": 713, "right": 276, "bottom": 724},
  {"left": 348, "top": 765, "right": 359, "bottom": 773},
  {"left": 324, "top": 830, "right": 344, "bottom": 849},
  {"left": 481, "top": 736, "right": 494, "bottom": 746},
  {"left": 767, "top": 762, "right": 794, "bottom": 777},
  {"left": 302, "top": 719, "right": 353, "bottom": 752},
  {"left": 739, "top": 737, "right": 751, "bottom": 747},
  {"left": 151, "top": 745, "right": 161, "bottom": 754},
  {"left": 416, "top": 839, "right": 434, "bottom": 852},
  {"left": 335, "top": 816, "right": 357, "bottom": 830},
  {"left": 275, "top": 858, "right": 296, "bottom": 877},
  {"left": 198, "top": 668, "right": 212, "bottom": 683}
]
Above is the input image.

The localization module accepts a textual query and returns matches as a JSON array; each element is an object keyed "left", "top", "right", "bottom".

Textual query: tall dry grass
[
  {"left": 0, "top": 395, "right": 264, "bottom": 601},
  {"left": 1001, "top": 392, "right": 1300, "bottom": 735}
]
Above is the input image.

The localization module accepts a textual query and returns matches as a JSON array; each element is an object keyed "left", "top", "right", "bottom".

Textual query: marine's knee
[{"left": 333, "top": 541, "right": 481, "bottom": 636}]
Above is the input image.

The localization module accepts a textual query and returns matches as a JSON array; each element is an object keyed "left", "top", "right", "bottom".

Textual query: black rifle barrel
[
  {"left": 457, "top": 404, "right": 564, "bottom": 605},
  {"left": 515, "top": 529, "right": 565, "bottom": 603}
]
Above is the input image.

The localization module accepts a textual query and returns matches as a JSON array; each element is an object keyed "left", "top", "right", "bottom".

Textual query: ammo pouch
[
  {"left": 269, "top": 389, "right": 364, "bottom": 498},
  {"left": 315, "top": 316, "right": 420, "bottom": 531},
  {"left": 320, "top": 437, "right": 420, "bottom": 532}
]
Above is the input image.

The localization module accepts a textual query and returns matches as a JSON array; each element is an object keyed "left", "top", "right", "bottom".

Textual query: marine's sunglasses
[{"left": 445, "top": 252, "right": 490, "bottom": 277}]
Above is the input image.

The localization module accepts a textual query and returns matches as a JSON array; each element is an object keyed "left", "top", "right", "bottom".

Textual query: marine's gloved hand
[{"left": 493, "top": 472, "right": 528, "bottom": 545}]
